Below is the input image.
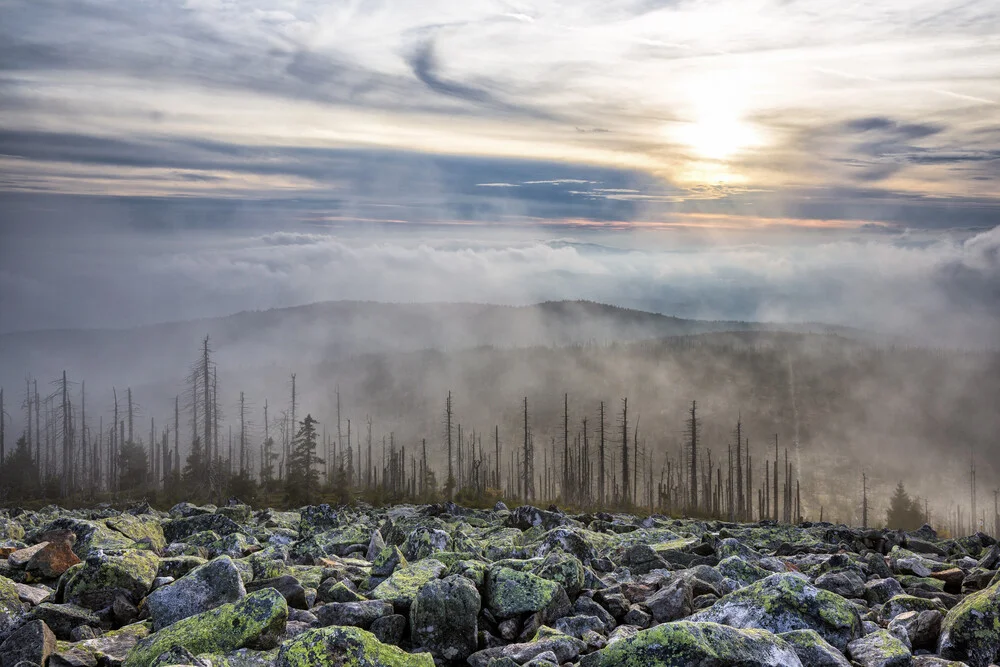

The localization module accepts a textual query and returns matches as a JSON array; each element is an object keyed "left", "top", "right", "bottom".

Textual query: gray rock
[
  {"left": 246, "top": 575, "right": 308, "bottom": 609},
  {"left": 847, "top": 629, "right": 911, "bottom": 667},
  {"left": 371, "top": 613, "right": 407, "bottom": 646},
  {"left": 888, "top": 609, "right": 942, "bottom": 651},
  {"left": 411, "top": 574, "right": 480, "bottom": 662},
  {"left": 0, "top": 619, "right": 56, "bottom": 667},
  {"left": 644, "top": 578, "right": 692, "bottom": 623},
  {"left": 28, "top": 603, "right": 101, "bottom": 641},
  {"left": 866, "top": 578, "right": 906, "bottom": 605},
  {"left": 145, "top": 555, "right": 246, "bottom": 631},
  {"left": 314, "top": 600, "right": 393, "bottom": 629},
  {"left": 815, "top": 570, "right": 866, "bottom": 598}
]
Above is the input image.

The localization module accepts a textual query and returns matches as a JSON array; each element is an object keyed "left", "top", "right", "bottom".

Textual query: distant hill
[{"left": 0, "top": 300, "right": 858, "bottom": 392}]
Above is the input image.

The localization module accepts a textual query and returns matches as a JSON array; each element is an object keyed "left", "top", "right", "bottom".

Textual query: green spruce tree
[{"left": 286, "top": 415, "right": 324, "bottom": 506}]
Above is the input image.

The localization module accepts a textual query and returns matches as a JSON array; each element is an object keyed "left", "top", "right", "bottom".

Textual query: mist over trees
[{"left": 1, "top": 318, "right": 997, "bottom": 539}]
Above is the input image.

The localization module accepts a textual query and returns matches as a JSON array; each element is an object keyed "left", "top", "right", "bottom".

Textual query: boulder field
[{"left": 0, "top": 502, "right": 997, "bottom": 667}]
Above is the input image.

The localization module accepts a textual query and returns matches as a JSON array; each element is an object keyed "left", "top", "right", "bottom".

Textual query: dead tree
[
  {"left": 598, "top": 401, "right": 606, "bottom": 506},
  {"left": 687, "top": 401, "right": 699, "bottom": 513},
  {"left": 522, "top": 396, "right": 534, "bottom": 501},
  {"left": 620, "top": 397, "right": 629, "bottom": 505},
  {"left": 445, "top": 391, "right": 454, "bottom": 498}
]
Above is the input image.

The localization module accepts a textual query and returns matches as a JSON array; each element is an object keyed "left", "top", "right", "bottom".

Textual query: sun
[
  {"left": 665, "top": 71, "right": 766, "bottom": 166},
  {"left": 674, "top": 112, "right": 762, "bottom": 161}
]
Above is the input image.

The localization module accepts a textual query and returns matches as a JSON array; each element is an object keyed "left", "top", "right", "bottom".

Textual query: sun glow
[
  {"left": 674, "top": 112, "right": 762, "bottom": 161},
  {"left": 664, "top": 71, "right": 767, "bottom": 183}
]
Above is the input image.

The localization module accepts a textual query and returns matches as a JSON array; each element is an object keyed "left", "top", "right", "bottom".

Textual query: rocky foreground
[{"left": 0, "top": 502, "right": 998, "bottom": 667}]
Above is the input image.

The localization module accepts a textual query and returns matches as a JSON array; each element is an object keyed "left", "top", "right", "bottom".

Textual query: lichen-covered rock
[
  {"left": 880, "top": 594, "right": 947, "bottom": 622},
  {"left": 937, "top": 580, "right": 1000, "bottom": 667},
  {"left": 0, "top": 578, "right": 27, "bottom": 642},
  {"left": 778, "top": 629, "right": 851, "bottom": 666},
  {"left": 691, "top": 573, "right": 863, "bottom": 651},
  {"left": 163, "top": 514, "right": 243, "bottom": 543},
  {"left": 123, "top": 588, "right": 288, "bottom": 667},
  {"left": 410, "top": 574, "right": 480, "bottom": 661},
  {"left": 717, "top": 555, "right": 772, "bottom": 588},
  {"left": 579, "top": 620, "right": 803, "bottom": 667},
  {"left": 0, "top": 619, "right": 56, "bottom": 667},
  {"left": 246, "top": 575, "right": 307, "bottom": 609},
  {"left": 105, "top": 514, "right": 167, "bottom": 551},
  {"left": 371, "top": 558, "right": 446, "bottom": 610},
  {"left": 273, "top": 626, "right": 434, "bottom": 667},
  {"left": 866, "top": 578, "right": 905, "bottom": 605},
  {"left": 487, "top": 565, "right": 569, "bottom": 621},
  {"left": 146, "top": 555, "right": 247, "bottom": 630},
  {"left": 62, "top": 550, "right": 159, "bottom": 610},
  {"left": 401, "top": 526, "right": 450, "bottom": 561},
  {"left": 72, "top": 621, "right": 151, "bottom": 665},
  {"left": 847, "top": 629, "right": 911, "bottom": 667},
  {"left": 291, "top": 525, "right": 372, "bottom": 562}
]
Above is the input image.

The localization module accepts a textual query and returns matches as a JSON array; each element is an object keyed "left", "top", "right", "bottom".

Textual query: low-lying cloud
[{"left": 2, "top": 223, "right": 997, "bottom": 348}]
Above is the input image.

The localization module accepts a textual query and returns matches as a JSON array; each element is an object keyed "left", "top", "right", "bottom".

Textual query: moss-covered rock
[
  {"left": 163, "top": 514, "right": 243, "bottom": 543},
  {"left": 847, "top": 629, "right": 911, "bottom": 667},
  {"left": 880, "top": 594, "right": 947, "bottom": 623},
  {"left": 371, "top": 558, "right": 446, "bottom": 610},
  {"left": 533, "top": 550, "right": 585, "bottom": 596},
  {"left": 0, "top": 575, "right": 28, "bottom": 642},
  {"left": 401, "top": 526, "right": 450, "bottom": 561},
  {"left": 123, "top": 588, "right": 288, "bottom": 667},
  {"left": 691, "top": 573, "right": 862, "bottom": 651},
  {"left": 578, "top": 620, "right": 802, "bottom": 667},
  {"left": 718, "top": 555, "right": 773, "bottom": 588},
  {"left": 291, "top": 525, "right": 372, "bottom": 562},
  {"left": 778, "top": 629, "right": 851, "bottom": 666},
  {"left": 486, "top": 565, "right": 568, "bottom": 621},
  {"left": 410, "top": 574, "right": 480, "bottom": 661},
  {"left": 937, "top": 580, "right": 1000, "bottom": 667},
  {"left": 106, "top": 514, "right": 167, "bottom": 551},
  {"left": 62, "top": 550, "right": 159, "bottom": 610},
  {"left": 273, "top": 626, "right": 434, "bottom": 667}
]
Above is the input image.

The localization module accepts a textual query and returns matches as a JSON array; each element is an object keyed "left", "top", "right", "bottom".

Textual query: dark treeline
[{"left": 0, "top": 334, "right": 997, "bottom": 539}]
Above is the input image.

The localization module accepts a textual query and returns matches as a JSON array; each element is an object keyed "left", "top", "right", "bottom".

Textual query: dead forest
[{"left": 1, "top": 328, "right": 998, "bottom": 538}]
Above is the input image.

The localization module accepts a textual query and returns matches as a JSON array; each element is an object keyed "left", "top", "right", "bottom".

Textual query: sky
[{"left": 1, "top": 0, "right": 998, "bottom": 343}]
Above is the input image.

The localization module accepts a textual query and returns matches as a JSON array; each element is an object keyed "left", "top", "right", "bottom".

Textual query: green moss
[
  {"left": 64, "top": 549, "right": 159, "bottom": 608},
  {"left": 486, "top": 565, "right": 562, "bottom": 619},
  {"left": 106, "top": 515, "right": 167, "bottom": 550},
  {"left": 274, "top": 626, "right": 434, "bottom": 667},
  {"left": 371, "top": 559, "right": 446, "bottom": 608},
  {"left": 939, "top": 581, "right": 1000, "bottom": 667},
  {"left": 586, "top": 621, "right": 799, "bottom": 667},
  {"left": 122, "top": 588, "right": 288, "bottom": 667}
]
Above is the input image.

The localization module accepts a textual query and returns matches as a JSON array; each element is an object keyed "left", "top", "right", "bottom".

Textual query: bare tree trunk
[{"left": 620, "top": 397, "right": 629, "bottom": 506}]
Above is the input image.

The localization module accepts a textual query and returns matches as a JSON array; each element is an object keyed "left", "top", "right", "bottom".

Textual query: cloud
[{"left": 2, "top": 219, "right": 997, "bottom": 348}]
